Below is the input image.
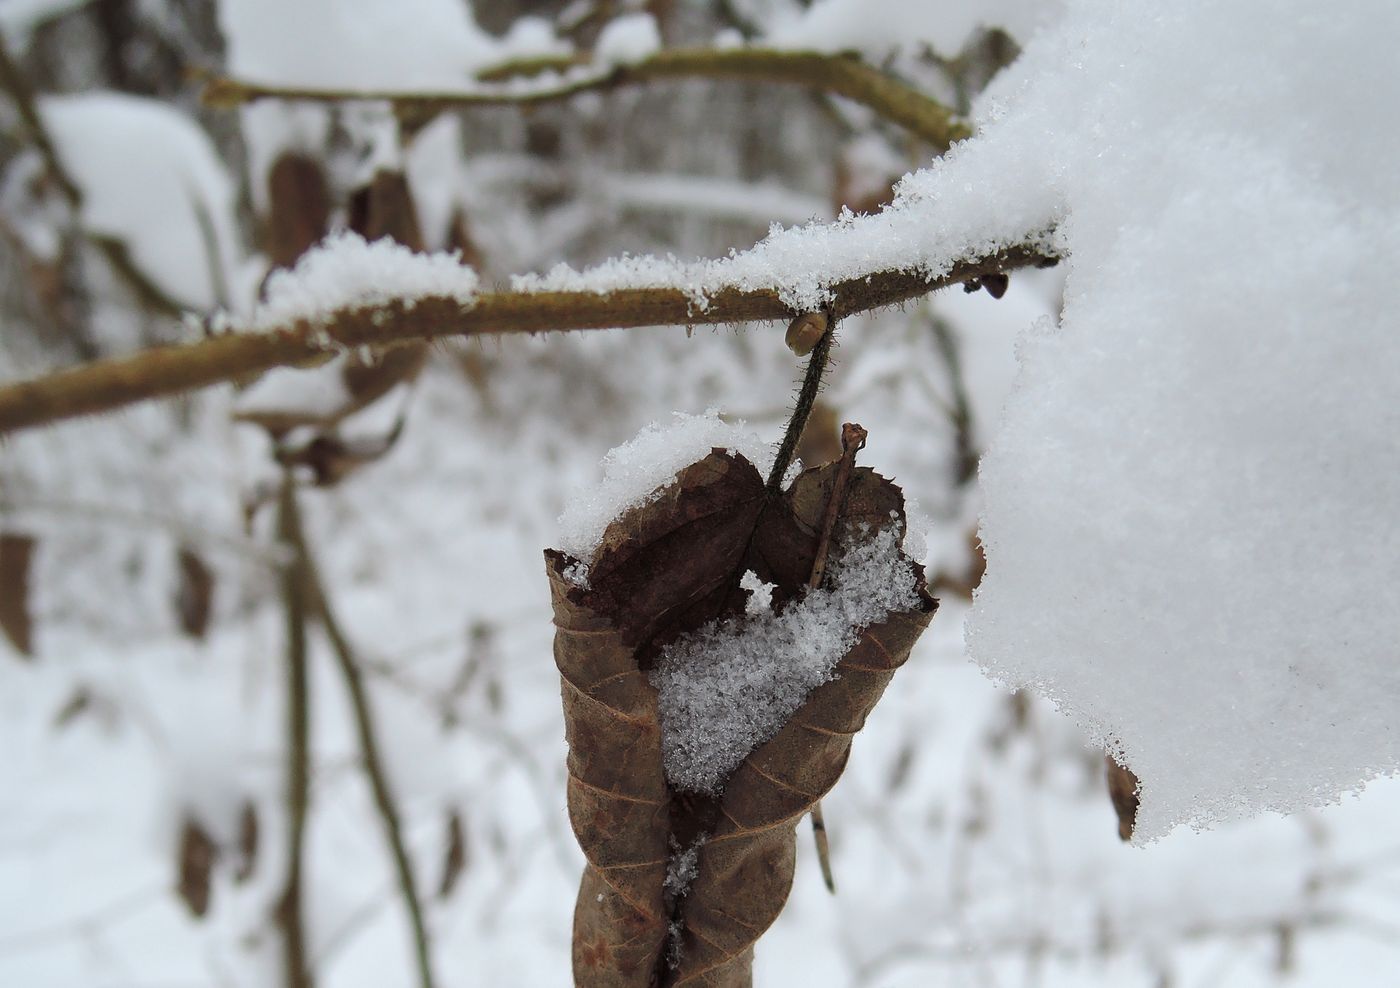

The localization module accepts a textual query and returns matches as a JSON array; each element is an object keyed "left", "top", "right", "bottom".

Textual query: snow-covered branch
[{"left": 0, "top": 243, "right": 1054, "bottom": 433}]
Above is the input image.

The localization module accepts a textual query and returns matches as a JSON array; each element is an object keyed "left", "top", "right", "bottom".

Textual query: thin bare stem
[
  {"left": 203, "top": 47, "right": 970, "bottom": 151},
  {"left": 274, "top": 473, "right": 314, "bottom": 988},
  {"left": 767, "top": 318, "right": 835, "bottom": 492},
  {"left": 290, "top": 509, "right": 439, "bottom": 988},
  {"left": 804, "top": 423, "right": 869, "bottom": 894}
]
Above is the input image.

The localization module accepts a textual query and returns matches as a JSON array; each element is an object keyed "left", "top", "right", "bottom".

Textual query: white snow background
[{"left": 0, "top": 0, "right": 1398, "bottom": 985}]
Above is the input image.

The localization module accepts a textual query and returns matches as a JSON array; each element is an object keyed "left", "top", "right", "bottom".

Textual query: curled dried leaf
[{"left": 547, "top": 444, "right": 935, "bottom": 986}]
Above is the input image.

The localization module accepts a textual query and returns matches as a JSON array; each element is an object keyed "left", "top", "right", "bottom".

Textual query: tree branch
[
  {"left": 0, "top": 244, "right": 1056, "bottom": 433},
  {"left": 290, "top": 497, "right": 439, "bottom": 988},
  {"left": 202, "top": 47, "right": 971, "bottom": 151},
  {"left": 275, "top": 473, "right": 314, "bottom": 988}
]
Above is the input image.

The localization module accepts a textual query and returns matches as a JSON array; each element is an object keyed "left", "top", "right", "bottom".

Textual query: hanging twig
[
  {"left": 805, "top": 422, "right": 870, "bottom": 894},
  {"left": 286, "top": 491, "right": 439, "bottom": 988},
  {"left": 274, "top": 473, "right": 314, "bottom": 988}
]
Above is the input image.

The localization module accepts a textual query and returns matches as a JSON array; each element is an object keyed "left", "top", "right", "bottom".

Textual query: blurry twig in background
[
  {"left": 286, "top": 483, "right": 439, "bottom": 988},
  {"left": 274, "top": 474, "right": 314, "bottom": 988},
  {"left": 202, "top": 47, "right": 971, "bottom": 152}
]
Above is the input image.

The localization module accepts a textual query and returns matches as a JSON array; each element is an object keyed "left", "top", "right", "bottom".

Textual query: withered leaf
[
  {"left": 177, "top": 816, "right": 219, "bottom": 917},
  {"left": 264, "top": 153, "right": 330, "bottom": 271},
  {"left": 439, "top": 809, "right": 469, "bottom": 899},
  {"left": 546, "top": 446, "right": 936, "bottom": 987},
  {"left": 175, "top": 545, "right": 214, "bottom": 639},
  {"left": 0, "top": 532, "right": 36, "bottom": 658},
  {"left": 1106, "top": 755, "right": 1140, "bottom": 841},
  {"left": 234, "top": 799, "right": 259, "bottom": 884}
]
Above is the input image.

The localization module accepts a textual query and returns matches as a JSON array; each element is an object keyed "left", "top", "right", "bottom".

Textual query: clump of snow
[
  {"left": 233, "top": 358, "right": 354, "bottom": 422},
  {"left": 963, "top": 0, "right": 1400, "bottom": 839},
  {"left": 594, "top": 13, "right": 662, "bottom": 67},
  {"left": 761, "top": 0, "right": 1063, "bottom": 59},
  {"left": 652, "top": 522, "right": 918, "bottom": 793},
  {"left": 238, "top": 231, "right": 479, "bottom": 333},
  {"left": 664, "top": 835, "right": 705, "bottom": 897},
  {"left": 218, "top": 0, "right": 504, "bottom": 89},
  {"left": 740, "top": 570, "right": 775, "bottom": 615},
  {"left": 39, "top": 92, "right": 241, "bottom": 311},
  {"left": 555, "top": 409, "right": 785, "bottom": 564},
  {"left": 496, "top": 16, "right": 572, "bottom": 62},
  {"left": 511, "top": 155, "right": 1059, "bottom": 312}
]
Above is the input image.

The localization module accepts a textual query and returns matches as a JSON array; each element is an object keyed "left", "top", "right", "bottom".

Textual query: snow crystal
[
  {"left": 594, "top": 13, "right": 662, "bottom": 68},
  {"left": 652, "top": 523, "right": 918, "bottom": 793},
  {"left": 740, "top": 570, "right": 775, "bottom": 616},
  {"left": 241, "top": 231, "right": 479, "bottom": 332},
  {"left": 555, "top": 409, "right": 786, "bottom": 564},
  {"left": 963, "top": 0, "right": 1400, "bottom": 839},
  {"left": 664, "top": 836, "right": 705, "bottom": 897}
]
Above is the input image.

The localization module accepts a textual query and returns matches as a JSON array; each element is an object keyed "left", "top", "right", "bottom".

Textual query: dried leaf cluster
[{"left": 547, "top": 442, "right": 936, "bottom": 985}]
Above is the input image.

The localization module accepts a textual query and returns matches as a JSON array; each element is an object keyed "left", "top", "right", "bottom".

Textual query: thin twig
[
  {"left": 928, "top": 314, "right": 978, "bottom": 487},
  {"left": 0, "top": 245, "right": 1058, "bottom": 434},
  {"left": 0, "top": 32, "right": 188, "bottom": 317},
  {"left": 766, "top": 317, "right": 835, "bottom": 492},
  {"left": 203, "top": 47, "right": 970, "bottom": 151},
  {"left": 804, "top": 422, "right": 869, "bottom": 894},
  {"left": 274, "top": 473, "right": 314, "bottom": 988},
  {"left": 289, "top": 502, "right": 439, "bottom": 988}
]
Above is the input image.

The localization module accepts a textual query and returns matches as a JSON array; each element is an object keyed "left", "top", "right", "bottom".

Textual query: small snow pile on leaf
[
  {"left": 653, "top": 520, "right": 919, "bottom": 793},
  {"left": 555, "top": 408, "right": 785, "bottom": 565}
]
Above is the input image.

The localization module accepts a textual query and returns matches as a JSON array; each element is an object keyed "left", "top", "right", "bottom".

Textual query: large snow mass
[{"left": 959, "top": 0, "right": 1400, "bottom": 838}]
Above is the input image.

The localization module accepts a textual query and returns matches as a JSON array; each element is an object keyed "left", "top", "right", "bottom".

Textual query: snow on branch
[{"left": 0, "top": 241, "right": 1054, "bottom": 433}]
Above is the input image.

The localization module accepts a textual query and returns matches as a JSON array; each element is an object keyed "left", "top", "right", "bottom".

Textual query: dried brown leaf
[
  {"left": 234, "top": 799, "right": 259, "bottom": 883},
  {"left": 547, "top": 552, "right": 672, "bottom": 985},
  {"left": 439, "top": 809, "right": 468, "bottom": 899},
  {"left": 1106, "top": 755, "right": 1140, "bottom": 841},
  {"left": 264, "top": 153, "right": 330, "bottom": 271},
  {"left": 347, "top": 169, "right": 425, "bottom": 251},
  {"left": 670, "top": 466, "right": 935, "bottom": 986},
  {"left": 0, "top": 532, "right": 36, "bottom": 657},
  {"left": 175, "top": 545, "right": 214, "bottom": 639},
  {"left": 177, "top": 816, "right": 219, "bottom": 917},
  {"left": 547, "top": 448, "right": 936, "bottom": 986}
]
